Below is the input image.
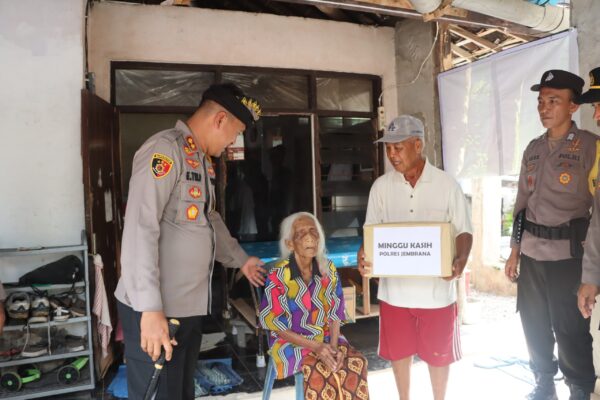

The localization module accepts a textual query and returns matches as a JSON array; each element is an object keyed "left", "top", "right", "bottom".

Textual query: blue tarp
[{"left": 240, "top": 236, "right": 361, "bottom": 267}]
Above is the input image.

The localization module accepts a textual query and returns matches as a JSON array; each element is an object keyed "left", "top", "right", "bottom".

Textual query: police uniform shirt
[
  {"left": 115, "top": 121, "right": 248, "bottom": 318},
  {"left": 513, "top": 122, "right": 600, "bottom": 261},
  {"left": 582, "top": 151, "right": 600, "bottom": 285}
]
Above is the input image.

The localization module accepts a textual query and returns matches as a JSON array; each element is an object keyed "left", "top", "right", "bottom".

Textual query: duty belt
[{"left": 523, "top": 220, "right": 570, "bottom": 240}]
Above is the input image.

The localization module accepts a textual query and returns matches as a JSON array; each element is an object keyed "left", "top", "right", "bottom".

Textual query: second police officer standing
[{"left": 505, "top": 70, "right": 598, "bottom": 400}]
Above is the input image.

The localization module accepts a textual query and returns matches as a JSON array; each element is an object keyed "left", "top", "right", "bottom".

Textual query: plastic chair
[
  {"left": 256, "top": 261, "right": 304, "bottom": 400},
  {"left": 261, "top": 356, "right": 304, "bottom": 400}
]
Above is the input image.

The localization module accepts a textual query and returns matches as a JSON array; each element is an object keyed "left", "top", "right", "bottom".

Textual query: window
[{"left": 112, "top": 62, "right": 381, "bottom": 242}]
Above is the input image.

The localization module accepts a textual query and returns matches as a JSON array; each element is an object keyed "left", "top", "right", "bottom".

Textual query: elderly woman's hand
[{"left": 314, "top": 343, "right": 338, "bottom": 371}]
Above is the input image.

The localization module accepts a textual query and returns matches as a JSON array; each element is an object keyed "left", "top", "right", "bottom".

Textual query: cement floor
[{"left": 215, "top": 299, "right": 598, "bottom": 400}]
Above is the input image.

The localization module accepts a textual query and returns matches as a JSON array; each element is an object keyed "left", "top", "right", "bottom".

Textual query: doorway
[{"left": 225, "top": 115, "right": 314, "bottom": 242}]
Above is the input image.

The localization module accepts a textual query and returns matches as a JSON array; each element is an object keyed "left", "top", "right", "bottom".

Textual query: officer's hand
[
  {"left": 577, "top": 283, "right": 599, "bottom": 319},
  {"left": 444, "top": 256, "right": 468, "bottom": 281},
  {"left": 357, "top": 247, "right": 372, "bottom": 277},
  {"left": 0, "top": 304, "right": 5, "bottom": 335},
  {"left": 140, "top": 311, "right": 177, "bottom": 362},
  {"left": 241, "top": 256, "right": 266, "bottom": 287},
  {"left": 504, "top": 252, "right": 520, "bottom": 282}
]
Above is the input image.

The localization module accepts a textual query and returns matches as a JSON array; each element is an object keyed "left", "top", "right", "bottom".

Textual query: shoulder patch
[{"left": 151, "top": 153, "right": 174, "bottom": 179}]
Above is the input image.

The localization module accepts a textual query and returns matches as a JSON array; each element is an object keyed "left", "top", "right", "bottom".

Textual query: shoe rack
[{"left": 0, "top": 231, "right": 95, "bottom": 400}]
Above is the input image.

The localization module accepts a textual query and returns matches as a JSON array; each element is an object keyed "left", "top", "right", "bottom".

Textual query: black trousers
[
  {"left": 118, "top": 301, "right": 203, "bottom": 400},
  {"left": 517, "top": 255, "right": 595, "bottom": 392}
]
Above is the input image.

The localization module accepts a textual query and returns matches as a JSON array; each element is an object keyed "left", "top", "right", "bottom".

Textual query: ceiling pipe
[{"left": 411, "top": 0, "right": 568, "bottom": 32}]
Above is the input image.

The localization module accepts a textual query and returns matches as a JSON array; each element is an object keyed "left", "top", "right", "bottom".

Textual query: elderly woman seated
[{"left": 259, "top": 212, "right": 370, "bottom": 400}]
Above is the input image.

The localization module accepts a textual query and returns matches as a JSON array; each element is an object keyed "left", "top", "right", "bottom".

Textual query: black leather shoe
[
  {"left": 526, "top": 386, "right": 558, "bottom": 400},
  {"left": 568, "top": 385, "right": 591, "bottom": 400},
  {"left": 526, "top": 375, "right": 558, "bottom": 400}
]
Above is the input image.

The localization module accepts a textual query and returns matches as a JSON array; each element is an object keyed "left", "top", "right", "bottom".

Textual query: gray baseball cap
[{"left": 374, "top": 115, "right": 425, "bottom": 144}]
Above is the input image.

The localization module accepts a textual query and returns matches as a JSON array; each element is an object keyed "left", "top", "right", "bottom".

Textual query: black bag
[
  {"left": 569, "top": 217, "right": 590, "bottom": 259},
  {"left": 18, "top": 255, "right": 84, "bottom": 285}
]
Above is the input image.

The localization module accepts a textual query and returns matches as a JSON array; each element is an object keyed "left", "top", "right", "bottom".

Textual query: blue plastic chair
[
  {"left": 255, "top": 261, "right": 304, "bottom": 400},
  {"left": 261, "top": 356, "right": 304, "bottom": 400}
]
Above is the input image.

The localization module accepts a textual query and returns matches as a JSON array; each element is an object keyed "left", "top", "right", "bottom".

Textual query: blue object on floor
[
  {"left": 473, "top": 356, "right": 535, "bottom": 386},
  {"left": 195, "top": 358, "right": 244, "bottom": 395},
  {"left": 107, "top": 364, "right": 128, "bottom": 399},
  {"left": 107, "top": 359, "right": 244, "bottom": 398}
]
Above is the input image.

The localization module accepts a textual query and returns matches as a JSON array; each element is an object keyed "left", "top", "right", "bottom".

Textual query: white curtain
[{"left": 438, "top": 29, "right": 579, "bottom": 179}]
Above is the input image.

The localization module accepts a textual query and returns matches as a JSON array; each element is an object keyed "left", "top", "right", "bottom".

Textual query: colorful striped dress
[{"left": 259, "top": 256, "right": 347, "bottom": 379}]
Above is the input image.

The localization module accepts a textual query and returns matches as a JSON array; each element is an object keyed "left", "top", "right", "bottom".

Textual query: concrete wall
[
  {"left": 572, "top": 0, "right": 600, "bottom": 376},
  {"left": 87, "top": 2, "right": 398, "bottom": 116},
  {"left": 0, "top": 1, "right": 85, "bottom": 257},
  {"left": 394, "top": 20, "right": 442, "bottom": 167}
]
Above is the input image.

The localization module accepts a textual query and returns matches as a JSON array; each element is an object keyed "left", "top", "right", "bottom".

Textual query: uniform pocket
[
  {"left": 553, "top": 169, "right": 580, "bottom": 193},
  {"left": 175, "top": 183, "right": 207, "bottom": 225}
]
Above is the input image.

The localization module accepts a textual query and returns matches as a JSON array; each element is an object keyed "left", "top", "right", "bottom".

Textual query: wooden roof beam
[
  {"left": 451, "top": 43, "right": 476, "bottom": 62},
  {"left": 450, "top": 25, "right": 498, "bottom": 52}
]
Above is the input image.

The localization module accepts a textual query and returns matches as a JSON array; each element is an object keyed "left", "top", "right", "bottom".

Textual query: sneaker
[
  {"left": 21, "top": 332, "right": 48, "bottom": 358},
  {"left": 66, "top": 334, "right": 85, "bottom": 352},
  {"left": 70, "top": 298, "right": 86, "bottom": 318},
  {"left": 49, "top": 295, "right": 72, "bottom": 310},
  {"left": 51, "top": 329, "right": 85, "bottom": 353},
  {"left": 30, "top": 295, "right": 50, "bottom": 318},
  {"left": 21, "top": 342, "right": 48, "bottom": 358},
  {"left": 28, "top": 315, "right": 48, "bottom": 324},
  {"left": 6, "top": 293, "right": 30, "bottom": 320},
  {"left": 53, "top": 307, "right": 70, "bottom": 322}
]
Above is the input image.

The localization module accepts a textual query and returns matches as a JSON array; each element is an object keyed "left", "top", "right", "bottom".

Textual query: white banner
[{"left": 438, "top": 29, "right": 579, "bottom": 178}]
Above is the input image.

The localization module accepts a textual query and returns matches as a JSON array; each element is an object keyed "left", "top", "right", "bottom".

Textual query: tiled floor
[
  {"left": 89, "top": 297, "right": 600, "bottom": 399},
  {"left": 196, "top": 315, "right": 387, "bottom": 396}
]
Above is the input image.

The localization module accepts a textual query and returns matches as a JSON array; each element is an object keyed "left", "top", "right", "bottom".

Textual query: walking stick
[{"left": 143, "top": 318, "right": 180, "bottom": 400}]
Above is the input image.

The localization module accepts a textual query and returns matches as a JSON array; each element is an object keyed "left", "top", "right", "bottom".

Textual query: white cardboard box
[{"left": 364, "top": 222, "right": 454, "bottom": 277}]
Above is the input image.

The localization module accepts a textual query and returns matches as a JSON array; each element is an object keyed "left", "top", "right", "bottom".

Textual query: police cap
[
  {"left": 530, "top": 69, "right": 584, "bottom": 97},
  {"left": 576, "top": 67, "right": 600, "bottom": 104},
  {"left": 201, "top": 83, "right": 262, "bottom": 128}
]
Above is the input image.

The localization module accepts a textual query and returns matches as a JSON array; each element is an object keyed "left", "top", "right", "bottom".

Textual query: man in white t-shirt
[{"left": 358, "top": 115, "right": 473, "bottom": 400}]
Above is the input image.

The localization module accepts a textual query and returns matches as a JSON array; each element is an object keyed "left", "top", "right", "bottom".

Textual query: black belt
[{"left": 524, "top": 220, "right": 571, "bottom": 240}]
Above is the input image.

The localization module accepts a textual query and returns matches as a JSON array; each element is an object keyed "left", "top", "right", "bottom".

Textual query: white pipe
[
  {"left": 410, "top": 0, "right": 568, "bottom": 32},
  {"left": 409, "top": 0, "right": 441, "bottom": 14},
  {"left": 452, "top": 0, "right": 566, "bottom": 32}
]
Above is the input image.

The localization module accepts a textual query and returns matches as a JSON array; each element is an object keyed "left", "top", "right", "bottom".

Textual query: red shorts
[{"left": 378, "top": 301, "right": 461, "bottom": 367}]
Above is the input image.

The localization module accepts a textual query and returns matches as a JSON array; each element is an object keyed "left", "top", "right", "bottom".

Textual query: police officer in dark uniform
[
  {"left": 505, "top": 70, "right": 598, "bottom": 400},
  {"left": 115, "top": 84, "right": 266, "bottom": 400},
  {"left": 577, "top": 67, "right": 600, "bottom": 318}
]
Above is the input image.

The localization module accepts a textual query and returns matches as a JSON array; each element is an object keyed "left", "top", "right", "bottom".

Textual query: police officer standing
[
  {"left": 577, "top": 67, "right": 600, "bottom": 318},
  {"left": 115, "top": 84, "right": 266, "bottom": 400},
  {"left": 505, "top": 70, "right": 597, "bottom": 400}
]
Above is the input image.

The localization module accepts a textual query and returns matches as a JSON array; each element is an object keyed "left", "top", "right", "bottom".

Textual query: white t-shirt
[{"left": 364, "top": 160, "right": 473, "bottom": 309}]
